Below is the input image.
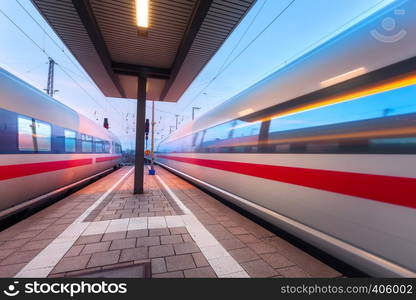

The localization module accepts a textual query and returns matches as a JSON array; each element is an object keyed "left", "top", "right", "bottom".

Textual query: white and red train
[
  {"left": 156, "top": 0, "right": 416, "bottom": 277},
  {"left": 0, "top": 67, "right": 122, "bottom": 215}
]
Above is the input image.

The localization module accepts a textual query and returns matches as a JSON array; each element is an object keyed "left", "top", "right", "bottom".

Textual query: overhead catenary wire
[
  {"left": 57, "top": 64, "right": 125, "bottom": 122},
  {"left": 176, "top": 0, "right": 295, "bottom": 119},
  {"left": 250, "top": 0, "right": 391, "bottom": 86},
  {"left": 174, "top": 0, "right": 389, "bottom": 126},
  {"left": 1, "top": 4, "right": 127, "bottom": 129},
  {"left": 0, "top": 7, "right": 47, "bottom": 56},
  {"left": 16, "top": 0, "right": 126, "bottom": 124},
  {"left": 15, "top": 0, "right": 97, "bottom": 87}
]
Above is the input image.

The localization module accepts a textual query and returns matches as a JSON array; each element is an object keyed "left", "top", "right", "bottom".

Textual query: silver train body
[
  {"left": 157, "top": 0, "right": 416, "bottom": 277},
  {"left": 0, "top": 68, "right": 122, "bottom": 214}
]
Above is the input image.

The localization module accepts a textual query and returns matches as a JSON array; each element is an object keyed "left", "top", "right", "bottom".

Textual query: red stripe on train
[
  {"left": 96, "top": 155, "right": 122, "bottom": 163},
  {"left": 0, "top": 158, "right": 93, "bottom": 180},
  {"left": 157, "top": 155, "right": 416, "bottom": 209}
]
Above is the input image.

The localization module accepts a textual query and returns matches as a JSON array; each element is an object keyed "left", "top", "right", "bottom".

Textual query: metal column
[{"left": 134, "top": 76, "right": 147, "bottom": 194}]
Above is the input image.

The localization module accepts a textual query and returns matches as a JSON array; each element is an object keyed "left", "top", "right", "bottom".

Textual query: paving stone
[
  {"left": 65, "top": 245, "right": 84, "bottom": 257},
  {"left": 241, "top": 259, "right": 279, "bottom": 278},
  {"left": 229, "top": 247, "right": 260, "bottom": 263},
  {"left": 237, "top": 234, "right": 261, "bottom": 244},
  {"left": 166, "top": 254, "right": 196, "bottom": 271},
  {"left": 52, "top": 255, "right": 91, "bottom": 274},
  {"left": 173, "top": 242, "right": 200, "bottom": 255},
  {"left": 149, "top": 245, "right": 174, "bottom": 258},
  {"left": 151, "top": 258, "right": 167, "bottom": 274},
  {"left": 205, "top": 224, "right": 233, "bottom": 240},
  {"left": 192, "top": 252, "right": 209, "bottom": 268},
  {"left": 161, "top": 235, "right": 183, "bottom": 245},
  {"left": 220, "top": 238, "right": 246, "bottom": 250},
  {"left": 0, "top": 249, "right": 14, "bottom": 260},
  {"left": 87, "top": 250, "right": 120, "bottom": 268},
  {"left": 184, "top": 266, "right": 217, "bottom": 278},
  {"left": 169, "top": 227, "right": 187, "bottom": 235},
  {"left": 54, "top": 217, "right": 77, "bottom": 225},
  {"left": 0, "top": 250, "right": 39, "bottom": 265},
  {"left": 75, "top": 234, "right": 103, "bottom": 245},
  {"left": 278, "top": 266, "right": 311, "bottom": 278},
  {"left": 181, "top": 234, "right": 193, "bottom": 242},
  {"left": 137, "top": 236, "right": 160, "bottom": 247},
  {"left": 265, "top": 236, "right": 341, "bottom": 277},
  {"left": 127, "top": 229, "right": 148, "bottom": 238},
  {"left": 220, "top": 221, "right": 239, "bottom": 228},
  {"left": 152, "top": 271, "right": 184, "bottom": 278},
  {"left": 110, "top": 239, "right": 136, "bottom": 250},
  {"left": 247, "top": 242, "right": 277, "bottom": 254},
  {"left": 102, "top": 231, "right": 127, "bottom": 241},
  {"left": 260, "top": 253, "right": 295, "bottom": 269},
  {"left": 149, "top": 228, "right": 170, "bottom": 236},
  {"left": 32, "top": 227, "right": 66, "bottom": 240},
  {"left": 0, "top": 238, "right": 31, "bottom": 250},
  {"left": 81, "top": 242, "right": 111, "bottom": 254},
  {"left": 119, "top": 247, "right": 148, "bottom": 262},
  {"left": 15, "top": 230, "right": 43, "bottom": 240},
  {"left": 139, "top": 212, "right": 155, "bottom": 217},
  {"left": 0, "top": 263, "right": 26, "bottom": 277},
  {"left": 227, "top": 227, "right": 249, "bottom": 235}
]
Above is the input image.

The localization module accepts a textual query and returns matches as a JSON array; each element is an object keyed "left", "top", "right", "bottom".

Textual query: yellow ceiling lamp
[{"left": 136, "top": 0, "right": 149, "bottom": 37}]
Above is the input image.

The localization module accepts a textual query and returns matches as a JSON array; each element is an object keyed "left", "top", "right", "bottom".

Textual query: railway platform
[{"left": 0, "top": 166, "right": 341, "bottom": 278}]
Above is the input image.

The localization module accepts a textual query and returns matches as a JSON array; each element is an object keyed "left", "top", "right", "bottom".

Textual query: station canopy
[{"left": 32, "top": 0, "right": 256, "bottom": 101}]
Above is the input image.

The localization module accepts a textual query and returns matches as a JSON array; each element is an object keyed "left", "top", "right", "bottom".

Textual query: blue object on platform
[{"left": 149, "top": 169, "right": 156, "bottom": 175}]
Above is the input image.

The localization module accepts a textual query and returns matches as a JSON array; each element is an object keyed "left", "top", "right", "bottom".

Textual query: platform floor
[{"left": 0, "top": 166, "right": 341, "bottom": 278}]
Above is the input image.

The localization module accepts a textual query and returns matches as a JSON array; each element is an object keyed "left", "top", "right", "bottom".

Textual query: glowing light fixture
[
  {"left": 136, "top": 0, "right": 149, "bottom": 36},
  {"left": 320, "top": 67, "right": 367, "bottom": 88},
  {"left": 238, "top": 108, "right": 254, "bottom": 117},
  {"left": 136, "top": 0, "right": 149, "bottom": 27}
]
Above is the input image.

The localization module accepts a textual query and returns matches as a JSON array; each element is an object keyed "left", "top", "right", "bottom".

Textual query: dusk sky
[{"left": 0, "top": 0, "right": 395, "bottom": 149}]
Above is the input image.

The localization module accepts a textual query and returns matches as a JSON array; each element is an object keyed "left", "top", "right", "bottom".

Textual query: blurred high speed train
[
  {"left": 0, "top": 67, "right": 122, "bottom": 215},
  {"left": 157, "top": 0, "right": 416, "bottom": 277}
]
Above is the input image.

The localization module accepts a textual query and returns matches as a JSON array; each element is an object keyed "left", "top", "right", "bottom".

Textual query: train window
[
  {"left": 267, "top": 80, "right": 416, "bottom": 154},
  {"left": 95, "top": 138, "right": 103, "bottom": 153},
  {"left": 232, "top": 120, "right": 261, "bottom": 138},
  {"left": 18, "top": 116, "right": 35, "bottom": 151},
  {"left": 34, "top": 120, "right": 51, "bottom": 152},
  {"left": 81, "top": 134, "right": 92, "bottom": 152},
  {"left": 64, "top": 130, "right": 76, "bottom": 153},
  {"left": 201, "top": 122, "right": 234, "bottom": 152},
  {"left": 103, "top": 141, "right": 110, "bottom": 153}
]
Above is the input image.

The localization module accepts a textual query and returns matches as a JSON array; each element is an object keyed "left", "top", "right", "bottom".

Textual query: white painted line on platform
[
  {"left": 16, "top": 167, "right": 249, "bottom": 278},
  {"left": 165, "top": 215, "right": 185, "bottom": 228},
  {"left": 15, "top": 168, "right": 134, "bottom": 278},
  {"left": 155, "top": 173, "right": 191, "bottom": 215},
  {"left": 154, "top": 169, "right": 249, "bottom": 278},
  {"left": 75, "top": 167, "right": 134, "bottom": 224},
  {"left": 106, "top": 218, "right": 129, "bottom": 233},
  {"left": 128, "top": 217, "right": 148, "bottom": 231},
  {"left": 148, "top": 216, "right": 167, "bottom": 229},
  {"left": 83, "top": 220, "right": 110, "bottom": 235}
]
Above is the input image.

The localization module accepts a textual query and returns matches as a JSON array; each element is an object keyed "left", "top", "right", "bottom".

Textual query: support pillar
[{"left": 134, "top": 76, "right": 147, "bottom": 194}]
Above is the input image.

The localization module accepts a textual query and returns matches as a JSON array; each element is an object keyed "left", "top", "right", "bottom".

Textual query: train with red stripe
[
  {"left": 157, "top": 1, "right": 416, "bottom": 277},
  {"left": 0, "top": 67, "right": 122, "bottom": 215}
]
